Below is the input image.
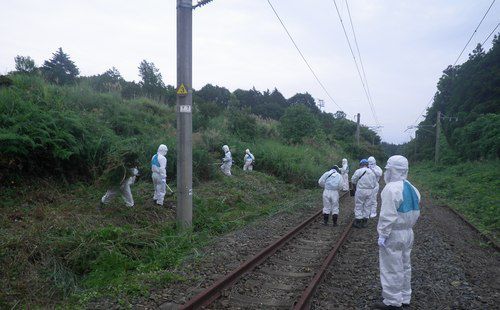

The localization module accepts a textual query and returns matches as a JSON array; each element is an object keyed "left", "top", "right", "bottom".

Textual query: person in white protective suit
[
  {"left": 220, "top": 145, "right": 232, "bottom": 176},
  {"left": 318, "top": 165, "right": 343, "bottom": 226},
  {"left": 368, "top": 156, "right": 383, "bottom": 218},
  {"left": 101, "top": 155, "right": 139, "bottom": 208},
  {"left": 340, "top": 158, "right": 349, "bottom": 191},
  {"left": 243, "top": 149, "right": 255, "bottom": 171},
  {"left": 351, "top": 159, "right": 377, "bottom": 228},
  {"left": 151, "top": 144, "right": 168, "bottom": 206},
  {"left": 374, "top": 155, "right": 420, "bottom": 310}
]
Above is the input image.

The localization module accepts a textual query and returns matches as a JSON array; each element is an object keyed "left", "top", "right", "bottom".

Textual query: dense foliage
[
  {"left": 411, "top": 160, "right": 500, "bottom": 239},
  {"left": 404, "top": 35, "right": 500, "bottom": 161},
  {"left": 1, "top": 48, "right": 384, "bottom": 186}
]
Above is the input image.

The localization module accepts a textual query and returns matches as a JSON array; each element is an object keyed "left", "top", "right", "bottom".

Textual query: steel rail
[
  {"left": 293, "top": 218, "right": 354, "bottom": 309},
  {"left": 440, "top": 204, "right": 499, "bottom": 251},
  {"left": 180, "top": 192, "right": 349, "bottom": 309}
]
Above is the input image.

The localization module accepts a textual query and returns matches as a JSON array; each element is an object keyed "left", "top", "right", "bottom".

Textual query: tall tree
[
  {"left": 14, "top": 55, "right": 36, "bottom": 74},
  {"left": 333, "top": 110, "right": 346, "bottom": 119},
  {"left": 287, "top": 92, "right": 320, "bottom": 113},
  {"left": 41, "top": 48, "right": 79, "bottom": 85},
  {"left": 196, "top": 84, "right": 231, "bottom": 108},
  {"left": 138, "top": 60, "right": 165, "bottom": 101}
]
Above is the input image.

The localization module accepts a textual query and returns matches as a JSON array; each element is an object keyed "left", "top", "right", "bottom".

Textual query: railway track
[{"left": 180, "top": 192, "right": 354, "bottom": 309}]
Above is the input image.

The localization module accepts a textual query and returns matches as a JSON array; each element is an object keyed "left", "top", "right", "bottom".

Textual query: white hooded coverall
[
  {"left": 243, "top": 149, "right": 254, "bottom": 171},
  {"left": 318, "top": 169, "right": 343, "bottom": 215},
  {"left": 221, "top": 145, "right": 232, "bottom": 176},
  {"left": 340, "top": 158, "right": 349, "bottom": 191},
  {"left": 152, "top": 144, "right": 168, "bottom": 205},
  {"left": 377, "top": 155, "right": 420, "bottom": 307},
  {"left": 101, "top": 167, "right": 138, "bottom": 207},
  {"left": 351, "top": 166, "right": 377, "bottom": 219},
  {"left": 368, "top": 156, "right": 383, "bottom": 217}
]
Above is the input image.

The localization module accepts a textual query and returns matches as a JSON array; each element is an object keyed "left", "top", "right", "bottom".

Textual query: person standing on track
[
  {"left": 368, "top": 156, "right": 383, "bottom": 218},
  {"left": 374, "top": 155, "right": 421, "bottom": 310},
  {"left": 318, "top": 165, "right": 343, "bottom": 226},
  {"left": 351, "top": 159, "right": 377, "bottom": 228},
  {"left": 243, "top": 148, "right": 255, "bottom": 171},
  {"left": 151, "top": 144, "right": 168, "bottom": 206},
  {"left": 340, "top": 158, "right": 349, "bottom": 191},
  {"left": 220, "top": 144, "right": 232, "bottom": 176}
]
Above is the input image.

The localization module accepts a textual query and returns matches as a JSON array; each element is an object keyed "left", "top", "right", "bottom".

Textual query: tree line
[
  {"left": 403, "top": 34, "right": 500, "bottom": 161},
  {"left": 7, "top": 47, "right": 382, "bottom": 155}
]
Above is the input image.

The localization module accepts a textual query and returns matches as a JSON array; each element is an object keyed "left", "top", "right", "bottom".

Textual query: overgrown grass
[
  {"left": 0, "top": 73, "right": 359, "bottom": 308},
  {"left": 0, "top": 170, "right": 322, "bottom": 308},
  {"left": 410, "top": 160, "right": 500, "bottom": 241}
]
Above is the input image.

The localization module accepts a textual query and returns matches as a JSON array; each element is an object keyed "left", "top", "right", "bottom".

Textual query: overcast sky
[{"left": 1, "top": 0, "right": 498, "bottom": 143}]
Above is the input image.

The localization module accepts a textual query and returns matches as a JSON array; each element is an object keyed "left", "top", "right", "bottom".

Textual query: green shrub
[
  {"left": 279, "top": 104, "right": 320, "bottom": 144},
  {"left": 0, "top": 74, "right": 177, "bottom": 182},
  {"left": 227, "top": 107, "right": 257, "bottom": 141}
]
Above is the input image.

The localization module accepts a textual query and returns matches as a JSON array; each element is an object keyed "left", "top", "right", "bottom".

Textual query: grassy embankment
[
  {"left": 0, "top": 171, "right": 325, "bottom": 308},
  {"left": 0, "top": 74, "right": 351, "bottom": 307},
  {"left": 410, "top": 160, "right": 500, "bottom": 242}
]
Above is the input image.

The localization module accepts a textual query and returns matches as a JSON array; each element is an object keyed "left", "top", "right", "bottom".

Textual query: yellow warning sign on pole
[{"left": 177, "top": 83, "right": 188, "bottom": 96}]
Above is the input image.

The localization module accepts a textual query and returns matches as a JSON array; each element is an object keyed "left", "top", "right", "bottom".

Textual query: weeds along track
[
  {"left": 439, "top": 204, "right": 500, "bottom": 251},
  {"left": 179, "top": 192, "right": 354, "bottom": 309}
]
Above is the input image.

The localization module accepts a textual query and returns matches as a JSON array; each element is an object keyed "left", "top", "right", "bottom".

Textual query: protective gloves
[{"left": 377, "top": 236, "right": 386, "bottom": 247}]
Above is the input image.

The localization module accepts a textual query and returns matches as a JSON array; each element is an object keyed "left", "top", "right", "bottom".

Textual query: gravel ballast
[
  {"left": 312, "top": 193, "right": 500, "bottom": 309},
  {"left": 91, "top": 188, "right": 499, "bottom": 309}
]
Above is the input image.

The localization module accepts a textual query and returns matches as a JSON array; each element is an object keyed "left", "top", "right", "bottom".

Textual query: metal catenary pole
[
  {"left": 434, "top": 110, "right": 441, "bottom": 164},
  {"left": 176, "top": 0, "right": 193, "bottom": 228}
]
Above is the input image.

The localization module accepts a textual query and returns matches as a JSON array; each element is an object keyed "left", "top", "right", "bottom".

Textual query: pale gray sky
[{"left": 1, "top": 0, "right": 498, "bottom": 143}]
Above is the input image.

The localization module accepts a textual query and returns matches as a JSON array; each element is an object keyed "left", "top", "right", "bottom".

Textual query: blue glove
[{"left": 377, "top": 236, "right": 386, "bottom": 247}]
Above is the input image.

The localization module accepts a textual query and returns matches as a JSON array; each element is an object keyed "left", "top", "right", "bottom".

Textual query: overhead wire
[
  {"left": 266, "top": 0, "right": 343, "bottom": 111},
  {"left": 482, "top": 22, "right": 500, "bottom": 45},
  {"left": 331, "top": 0, "right": 380, "bottom": 126},
  {"left": 413, "top": 0, "right": 496, "bottom": 126},
  {"left": 344, "top": 0, "right": 374, "bottom": 106},
  {"left": 453, "top": 0, "right": 496, "bottom": 65}
]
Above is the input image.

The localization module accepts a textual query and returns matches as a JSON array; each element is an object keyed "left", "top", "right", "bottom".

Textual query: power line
[
  {"left": 344, "top": 0, "right": 374, "bottom": 106},
  {"left": 331, "top": 0, "right": 380, "bottom": 126},
  {"left": 413, "top": 0, "right": 496, "bottom": 127},
  {"left": 453, "top": 0, "right": 496, "bottom": 65},
  {"left": 413, "top": 95, "right": 434, "bottom": 126},
  {"left": 482, "top": 22, "right": 500, "bottom": 45},
  {"left": 266, "top": 0, "right": 343, "bottom": 111}
]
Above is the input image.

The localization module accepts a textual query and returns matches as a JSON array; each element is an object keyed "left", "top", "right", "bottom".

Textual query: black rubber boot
[
  {"left": 362, "top": 218, "right": 368, "bottom": 228},
  {"left": 353, "top": 219, "right": 361, "bottom": 228},
  {"left": 323, "top": 213, "right": 329, "bottom": 226},
  {"left": 332, "top": 214, "right": 338, "bottom": 226}
]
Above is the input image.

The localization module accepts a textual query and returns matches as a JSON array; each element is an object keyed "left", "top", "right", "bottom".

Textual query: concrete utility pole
[
  {"left": 355, "top": 113, "right": 360, "bottom": 147},
  {"left": 414, "top": 133, "right": 417, "bottom": 160},
  {"left": 435, "top": 110, "right": 441, "bottom": 164},
  {"left": 176, "top": 0, "right": 193, "bottom": 228}
]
